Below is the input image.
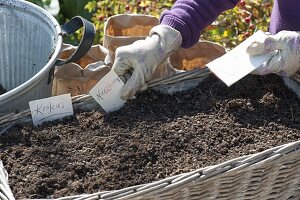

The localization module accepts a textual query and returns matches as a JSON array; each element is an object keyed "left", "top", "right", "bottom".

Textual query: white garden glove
[
  {"left": 246, "top": 31, "right": 300, "bottom": 76},
  {"left": 112, "top": 25, "right": 182, "bottom": 100}
]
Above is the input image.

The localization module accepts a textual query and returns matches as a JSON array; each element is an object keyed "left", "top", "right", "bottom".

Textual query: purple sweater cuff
[{"left": 160, "top": 0, "right": 239, "bottom": 48}]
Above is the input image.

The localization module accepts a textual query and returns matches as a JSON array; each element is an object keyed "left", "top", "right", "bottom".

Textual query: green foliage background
[{"left": 26, "top": 0, "right": 273, "bottom": 49}]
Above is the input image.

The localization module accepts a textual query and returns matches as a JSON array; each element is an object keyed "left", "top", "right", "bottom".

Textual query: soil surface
[
  {"left": 0, "top": 74, "right": 299, "bottom": 198},
  {"left": 0, "top": 84, "right": 6, "bottom": 95}
]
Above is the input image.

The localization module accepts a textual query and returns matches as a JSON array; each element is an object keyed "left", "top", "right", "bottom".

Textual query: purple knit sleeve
[
  {"left": 269, "top": 0, "right": 300, "bottom": 34},
  {"left": 160, "top": 0, "right": 239, "bottom": 48}
]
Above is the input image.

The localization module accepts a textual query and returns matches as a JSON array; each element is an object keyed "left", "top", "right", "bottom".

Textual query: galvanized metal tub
[{"left": 0, "top": 0, "right": 94, "bottom": 114}]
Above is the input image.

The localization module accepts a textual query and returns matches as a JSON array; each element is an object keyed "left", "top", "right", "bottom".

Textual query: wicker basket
[
  {"left": 1, "top": 71, "right": 300, "bottom": 199},
  {"left": 0, "top": 141, "right": 299, "bottom": 200},
  {"left": 1, "top": 69, "right": 300, "bottom": 199},
  {"left": 0, "top": 69, "right": 300, "bottom": 200}
]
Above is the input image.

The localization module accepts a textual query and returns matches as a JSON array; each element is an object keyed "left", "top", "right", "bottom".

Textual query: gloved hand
[
  {"left": 246, "top": 30, "right": 300, "bottom": 76},
  {"left": 112, "top": 25, "right": 182, "bottom": 100}
]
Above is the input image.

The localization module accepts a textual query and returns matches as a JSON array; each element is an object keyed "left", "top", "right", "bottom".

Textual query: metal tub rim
[{"left": 0, "top": 0, "right": 63, "bottom": 110}]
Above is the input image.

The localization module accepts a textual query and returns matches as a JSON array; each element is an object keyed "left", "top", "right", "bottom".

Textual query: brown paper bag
[
  {"left": 151, "top": 41, "right": 226, "bottom": 94},
  {"left": 150, "top": 41, "right": 226, "bottom": 84},
  {"left": 52, "top": 44, "right": 112, "bottom": 96},
  {"left": 103, "top": 14, "right": 159, "bottom": 61},
  {"left": 169, "top": 41, "right": 226, "bottom": 71}
]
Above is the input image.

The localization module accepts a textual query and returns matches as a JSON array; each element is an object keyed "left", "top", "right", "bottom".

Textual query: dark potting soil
[
  {"left": 0, "top": 74, "right": 299, "bottom": 198},
  {"left": 0, "top": 84, "right": 6, "bottom": 95}
]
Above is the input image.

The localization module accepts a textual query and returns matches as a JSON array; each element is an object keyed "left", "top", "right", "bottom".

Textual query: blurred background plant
[
  {"left": 26, "top": 0, "right": 272, "bottom": 49},
  {"left": 202, "top": 0, "right": 273, "bottom": 49}
]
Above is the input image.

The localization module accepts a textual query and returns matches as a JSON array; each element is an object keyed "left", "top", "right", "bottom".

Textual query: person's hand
[
  {"left": 246, "top": 30, "right": 300, "bottom": 76},
  {"left": 112, "top": 25, "right": 182, "bottom": 100}
]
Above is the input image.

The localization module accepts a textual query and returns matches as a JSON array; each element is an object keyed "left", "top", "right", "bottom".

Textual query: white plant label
[
  {"left": 29, "top": 94, "right": 74, "bottom": 126},
  {"left": 89, "top": 70, "right": 126, "bottom": 113},
  {"left": 207, "top": 30, "right": 274, "bottom": 86}
]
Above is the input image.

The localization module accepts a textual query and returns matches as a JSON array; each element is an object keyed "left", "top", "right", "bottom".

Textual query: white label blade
[{"left": 207, "top": 30, "right": 274, "bottom": 86}]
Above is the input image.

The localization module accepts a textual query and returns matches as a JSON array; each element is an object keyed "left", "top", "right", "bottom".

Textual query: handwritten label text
[
  {"left": 29, "top": 94, "right": 74, "bottom": 126},
  {"left": 90, "top": 70, "right": 126, "bottom": 113}
]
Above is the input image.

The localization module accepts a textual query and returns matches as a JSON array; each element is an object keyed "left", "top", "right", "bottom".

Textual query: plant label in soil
[
  {"left": 207, "top": 30, "right": 274, "bottom": 87},
  {"left": 89, "top": 70, "right": 126, "bottom": 113},
  {"left": 29, "top": 94, "right": 74, "bottom": 126}
]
